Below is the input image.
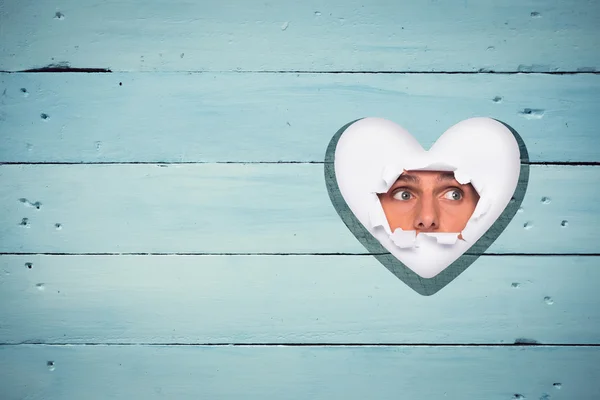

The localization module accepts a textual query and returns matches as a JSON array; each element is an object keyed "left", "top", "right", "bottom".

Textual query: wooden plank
[
  {"left": 1, "top": 73, "right": 599, "bottom": 163},
  {"left": 0, "top": 164, "right": 598, "bottom": 254},
  {"left": 1, "top": 0, "right": 598, "bottom": 72},
  {"left": 1, "top": 255, "right": 598, "bottom": 344},
  {"left": 1, "top": 344, "right": 598, "bottom": 399}
]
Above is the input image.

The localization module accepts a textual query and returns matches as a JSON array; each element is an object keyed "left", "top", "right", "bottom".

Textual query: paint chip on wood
[
  {"left": 560, "top": 220, "right": 568, "bottom": 227},
  {"left": 544, "top": 296, "right": 554, "bottom": 305},
  {"left": 54, "top": 12, "right": 65, "bottom": 20},
  {"left": 518, "top": 109, "right": 544, "bottom": 119},
  {"left": 514, "top": 338, "right": 539, "bottom": 345},
  {"left": 19, "top": 198, "right": 42, "bottom": 209},
  {"left": 47, "top": 361, "right": 55, "bottom": 371},
  {"left": 281, "top": 21, "right": 289, "bottom": 31}
]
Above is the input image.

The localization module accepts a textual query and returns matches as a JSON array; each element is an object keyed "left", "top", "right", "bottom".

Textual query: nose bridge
[{"left": 415, "top": 192, "right": 439, "bottom": 229}]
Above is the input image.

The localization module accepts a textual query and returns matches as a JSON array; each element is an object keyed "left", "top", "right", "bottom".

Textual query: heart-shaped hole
[{"left": 324, "top": 117, "right": 529, "bottom": 295}]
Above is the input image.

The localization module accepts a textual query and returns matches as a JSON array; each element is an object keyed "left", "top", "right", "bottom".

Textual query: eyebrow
[
  {"left": 436, "top": 171, "right": 457, "bottom": 182},
  {"left": 396, "top": 171, "right": 457, "bottom": 184},
  {"left": 396, "top": 174, "right": 420, "bottom": 183}
]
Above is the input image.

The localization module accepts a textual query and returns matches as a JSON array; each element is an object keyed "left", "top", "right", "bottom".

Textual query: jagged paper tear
[
  {"left": 369, "top": 163, "right": 486, "bottom": 248},
  {"left": 334, "top": 117, "right": 521, "bottom": 278}
]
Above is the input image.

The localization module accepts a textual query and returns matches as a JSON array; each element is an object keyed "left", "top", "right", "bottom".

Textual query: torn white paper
[{"left": 334, "top": 117, "right": 521, "bottom": 278}]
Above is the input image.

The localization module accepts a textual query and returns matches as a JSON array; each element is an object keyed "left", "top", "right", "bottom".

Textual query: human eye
[
  {"left": 392, "top": 189, "right": 413, "bottom": 201},
  {"left": 443, "top": 189, "right": 463, "bottom": 201}
]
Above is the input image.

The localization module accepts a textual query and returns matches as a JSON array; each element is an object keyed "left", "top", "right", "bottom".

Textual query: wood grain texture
[
  {"left": 1, "top": 0, "right": 599, "bottom": 397},
  {"left": 1, "top": 73, "right": 599, "bottom": 163},
  {"left": 1, "top": 345, "right": 598, "bottom": 400},
  {"left": 1, "top": 0, "right": 598, "bottom": 72},
  {"left": 1, "top": 255, "right": 598, "bottom": 344},
  {"left": 0, "top": 164, "right": 597, "bottom": 254}
]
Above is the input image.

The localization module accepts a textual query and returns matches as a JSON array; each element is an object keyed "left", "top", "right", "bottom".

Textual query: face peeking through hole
[{"left": 377, "top": 170, "right": 480, "bottom": 235}]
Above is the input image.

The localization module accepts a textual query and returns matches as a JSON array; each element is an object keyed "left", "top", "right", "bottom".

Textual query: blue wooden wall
[{"left": 1, "top": 1, "right": 599, "bottom": 398}]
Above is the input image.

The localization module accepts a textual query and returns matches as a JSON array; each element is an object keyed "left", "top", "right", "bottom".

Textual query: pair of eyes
[{"left": 391, "top": 188, "right": 464, "bottom": 201}]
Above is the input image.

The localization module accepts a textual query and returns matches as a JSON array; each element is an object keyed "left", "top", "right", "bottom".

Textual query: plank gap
[
  {"left": 2, "top": 70, "right": 600, "bottom": 75},
  {"left": 2, "top": 252, "right": 600, "bottom": 256},
  {"left": 2, "top": 162, "right": 599, "bottom": 166},
  {"left": 3, "top": 343, "right": 600, "bottom": 347}
]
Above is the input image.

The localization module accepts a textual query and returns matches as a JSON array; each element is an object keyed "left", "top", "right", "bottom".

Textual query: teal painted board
[
  {"left": 1, "top": 0, "right": 599, "bottom": 72},
  {"left": 1, "top": 0, "right": 599, "bottom": 397},
  {"left": 1, "top": 345, "right": 599, "bottom": 400},
  {"left": 0, "top": 164, "right": 597, "bottom": 254},
  {"left": 1, "top": 255, "right": 598, "bottom": 344},
  {"left": 1, "top": 73, "right": 599, "bottom": 163}
]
